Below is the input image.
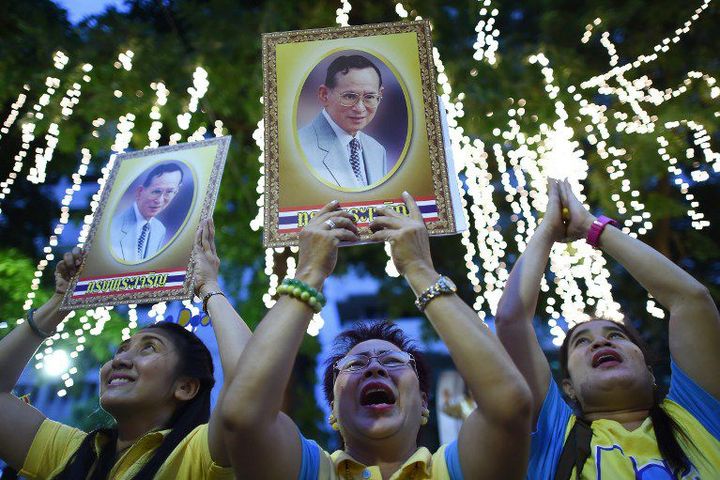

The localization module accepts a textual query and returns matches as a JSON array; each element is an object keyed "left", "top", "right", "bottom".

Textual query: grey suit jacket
[
  {"left": 298, "top": 113, "right": 388, "bottom": 188},
  {"left": 110, "top": 206, "right": 167, "bottom": 263}
]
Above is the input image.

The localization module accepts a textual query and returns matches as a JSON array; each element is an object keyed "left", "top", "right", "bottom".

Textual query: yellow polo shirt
[
  {"left": 20, "top": 419, "right": 233, "bottom": 480},
  {"left": 299, "top": 435, "right": 463, "bottom": 479}
]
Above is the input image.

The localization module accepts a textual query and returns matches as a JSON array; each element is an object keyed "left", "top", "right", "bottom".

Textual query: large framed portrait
[
  {"left": 61, "top": 136, "right": 231, "bottom": 310},
  {"left": 262, "top": 20, "right": 460, "bottom": 246}
]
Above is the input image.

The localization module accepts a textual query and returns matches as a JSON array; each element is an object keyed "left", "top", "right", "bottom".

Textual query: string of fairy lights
[{"left": 0, "top": 88, "right": 30, "bottom": 142}]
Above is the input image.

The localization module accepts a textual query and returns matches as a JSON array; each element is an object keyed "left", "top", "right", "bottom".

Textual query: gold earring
[
  {"left": 328, "top": 413, "right": 340, "bottom": 431},
  {"left": 421, "top": 407, "right": 430, "bottom": 426}
]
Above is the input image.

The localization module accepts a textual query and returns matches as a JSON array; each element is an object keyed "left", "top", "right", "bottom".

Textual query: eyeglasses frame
[
  {"left": 332, "top": 350, "right": 418, "bottom": 384},
  {"left": 333, "top": 90, "right": 383, "bottom": 108}
]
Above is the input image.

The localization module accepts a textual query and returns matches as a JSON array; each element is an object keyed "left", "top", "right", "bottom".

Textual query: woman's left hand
[
  {"left": 193, "top": 218, "right": 221, "bottom": 297},
  {"left": 369, "top": 192, "right": 434, "bottom": 277},
  {"left": 559, "top": 179, "right": 597, "bottom": 242}
]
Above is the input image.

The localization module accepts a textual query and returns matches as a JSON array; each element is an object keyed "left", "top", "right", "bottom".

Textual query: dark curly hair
[{"left": 322, "top": 320, "right": 430, "bottom": 407}]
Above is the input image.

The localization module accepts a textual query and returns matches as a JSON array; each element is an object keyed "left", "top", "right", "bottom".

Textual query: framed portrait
[
  {"left": 262, "top": 20, "right": 461, "bottom": 247},
  {"left": 60, "top": 136, "right": 231, "bottom": 310}
]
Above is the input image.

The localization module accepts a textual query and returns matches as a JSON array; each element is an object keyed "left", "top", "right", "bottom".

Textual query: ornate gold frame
[
  {"left": 60, "top": 136, "right": 231, "bottom": 310},
  {"left": 262, "top": 20, "right": 455, "bottom": 247}
]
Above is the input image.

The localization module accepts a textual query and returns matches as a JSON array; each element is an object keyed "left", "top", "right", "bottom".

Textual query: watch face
[{"left": 440, "top": 276, "right": 457, "bottom": 292}]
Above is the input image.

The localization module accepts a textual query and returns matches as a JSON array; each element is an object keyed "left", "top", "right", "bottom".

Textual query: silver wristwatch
[{"left": 415, "top": 275, "right": 457, "bottom": 311}]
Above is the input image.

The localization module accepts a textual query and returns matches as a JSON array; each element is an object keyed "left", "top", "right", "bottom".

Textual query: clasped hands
[
  {"left": 296, "top": 192, "right": 434, "bottom": 289},
  {"left": 540, "top": 178, "right": 598, "bottom": 243}
]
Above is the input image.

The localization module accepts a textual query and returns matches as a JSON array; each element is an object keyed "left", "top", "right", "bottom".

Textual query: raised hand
[
  {"left": 193, "top": 218, "right": 221, "bottom": 297},
  {"left": 538, "top": 178, "right": 567, "bottom": 243},
  {"left": 369, "top": 192, "right": 433, "bottom": 277},
  {"left": 558, "top": 179, "right": 596, "bottom": 242},
  {"left": 54, "top": 247, "right": 83, "bottom": 295},
  {"left": 296, "top": 200, "right": 359, "bottom": 288}
]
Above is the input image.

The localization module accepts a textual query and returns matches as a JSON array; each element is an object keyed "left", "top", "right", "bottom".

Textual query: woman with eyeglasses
[
  {"left": 0, "top": 219, "right": 251, "bottom": 479},
  {"left": 220, "top": 193, "right": 533, "bottom": 479},
  {"left": 495, "top": 179, "right": 720, "bottom": 478}
]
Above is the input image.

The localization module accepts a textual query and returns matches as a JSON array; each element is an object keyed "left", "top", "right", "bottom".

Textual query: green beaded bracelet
[{"left": 279, "top": 278, "right": 326, "bottom": 313}]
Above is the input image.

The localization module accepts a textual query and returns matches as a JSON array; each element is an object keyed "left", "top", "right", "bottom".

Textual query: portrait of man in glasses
[
  {"left": 110, "top": 162, "right": 184, "bottom": 263},
  {"left": 298, "top": 54, "right": 389, "bottom": 189}
]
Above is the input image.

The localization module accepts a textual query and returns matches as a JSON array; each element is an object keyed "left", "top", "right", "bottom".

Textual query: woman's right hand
[
  {"left": 54, "top": 247, "right": 83, "bottom": 295},
  {"left": 296, "top": 200, "right": 359, "bottom": 289},
  {"left": 193, "top": 218, "right": 221, "bottom": 297}
]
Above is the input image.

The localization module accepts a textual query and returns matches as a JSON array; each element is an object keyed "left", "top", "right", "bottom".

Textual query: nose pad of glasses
[{"left": 363, "top": 358, "right": 389, "bottom": 377}]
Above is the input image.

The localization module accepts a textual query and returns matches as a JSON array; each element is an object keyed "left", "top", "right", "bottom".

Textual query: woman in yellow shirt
[
  {"left": 0, "top": 219, "right": 250, "bottom": 479},
  {"left": 495, "top": 179, "right": 720, "bottom": 478},
  {"left": 220, "top": 194, "right": 533, "bottom": 480}
]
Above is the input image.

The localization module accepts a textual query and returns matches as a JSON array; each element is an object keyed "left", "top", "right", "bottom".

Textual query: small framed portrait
[
  {"left": 61, "top": 136, "right": 231, "bottom": 310},
  {"left": 262, "top": 20, "right": 458, "bottom": 246}
]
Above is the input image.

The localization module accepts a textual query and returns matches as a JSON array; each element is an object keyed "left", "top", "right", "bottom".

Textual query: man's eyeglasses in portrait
[
  {"left": 147, "top": 188, "right": 179, "bottom": 200},
  {"left": 335, "top": 91, "right": 383, "bottom": 108}
]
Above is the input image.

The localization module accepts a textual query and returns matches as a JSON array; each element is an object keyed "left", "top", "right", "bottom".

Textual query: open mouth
[
  {"left": 107, "top": 374, "right": 136, "bottom": 386},
  {"left": 360, "top": 382, "right": 396, "bottom": 407},
  {"left": 592, "top": 349, "right": 623, "bottom": 368}
]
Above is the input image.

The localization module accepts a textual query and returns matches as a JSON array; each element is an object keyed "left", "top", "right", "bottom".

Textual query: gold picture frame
[
  {"left": 61, "top": 136, "right": 231, "bottom": 310},
  {"left": 262, "top": 20, "right": 455, "bottom": 247}
]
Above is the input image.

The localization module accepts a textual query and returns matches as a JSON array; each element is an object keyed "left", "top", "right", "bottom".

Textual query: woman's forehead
[
  {"left": 347, "top": 339, "right": 401, "bottom": 356},
  {"left": 117, "top": 328, "right": 175, "bottom": 352},
  {"left": 569, "top": 319, "right": 625, "bottom": 341}
]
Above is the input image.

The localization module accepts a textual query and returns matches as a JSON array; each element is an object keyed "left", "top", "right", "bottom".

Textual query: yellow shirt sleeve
[
  {"left": 157, "top": 424, "right": 234, "bottom": 480},
  {"left": 430, "top": 444, "right": 451, "bottom": 479},
  {"left": 19, "top": 419, "right": 87, "bottom": 480}
]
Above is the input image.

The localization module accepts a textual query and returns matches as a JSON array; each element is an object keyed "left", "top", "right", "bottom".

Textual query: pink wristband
[{"left": 586, "top": 215, "right": 618, "bottom": 248}]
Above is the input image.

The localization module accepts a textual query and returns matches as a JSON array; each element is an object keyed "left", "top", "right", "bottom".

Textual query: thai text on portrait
[{"left": 297, "top": 202, "right": 409, "bottom": 227}]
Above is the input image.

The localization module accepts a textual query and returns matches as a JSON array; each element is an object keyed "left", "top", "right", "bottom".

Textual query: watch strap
[
  {"left": 586, "top": 215, "right": 618, "bottom": 248},
  {"left": 415, "top": 275, "right": 455, "bottom": 312}
]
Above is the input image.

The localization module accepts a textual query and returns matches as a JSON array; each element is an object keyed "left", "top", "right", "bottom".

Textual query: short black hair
[
  {"left": 322, "top": 320, "right": 430, "bottom": 406},
  {"left": 143, "top": 162, "right": 184, "bottom": 188},
  {"left": 324, "top": 54, "right": 383, "bottom": 90}
]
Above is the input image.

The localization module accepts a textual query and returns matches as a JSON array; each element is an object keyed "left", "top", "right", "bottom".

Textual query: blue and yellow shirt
[
  {"left": 530, "top": 361, "right": 720, "bottom": 479},
  {"left": 20, "top": 419, "right": 233, "bottom": 480},
  {"left": 298, "top": 435, "right": 464, "bottom": 479}
]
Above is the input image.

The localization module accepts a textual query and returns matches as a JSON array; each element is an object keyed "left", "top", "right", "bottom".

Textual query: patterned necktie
[
  {"left": 137, "top": 222, "right": 150, "bottom": 259},
  {"left": 349, "top": 138, "right": 365, "bottom": 185}
]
